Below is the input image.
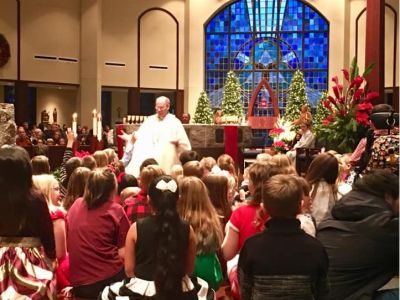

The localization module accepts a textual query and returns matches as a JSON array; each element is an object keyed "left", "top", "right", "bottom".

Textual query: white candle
[
  {"left": 97, "top": 113, "right": 102, "bottom": 142},
  {"left": 72, "top": 113, "right": 78, "bottom": 136},
  {"left": 123, "top": 117, "right": 127, "bottom": 124},
  {"left": 92, "top": 109, "right": 97, "bottom": 137}
]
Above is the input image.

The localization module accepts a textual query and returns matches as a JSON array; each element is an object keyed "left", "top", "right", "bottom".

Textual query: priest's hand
[{"left": 170, "top": 140, "right": 179, "bottom": 147}]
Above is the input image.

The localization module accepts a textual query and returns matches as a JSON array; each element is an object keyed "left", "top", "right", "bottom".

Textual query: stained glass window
[{"left": 205, "top": 0, "right": 329, "bottom": 117}]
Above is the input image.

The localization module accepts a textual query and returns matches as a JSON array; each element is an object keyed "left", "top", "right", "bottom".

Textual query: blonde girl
[
  {"left": 32, "top": 174, "right": 70, "bottom": 290},
  {"left": 178, "top": 176, "right": 224, "bottom": 289},
  {"left": 93, "top": 150, "right": 108, "bottom": 168},
  {"left": 271, "top": 153, "right": 297, "bottom": 175}
]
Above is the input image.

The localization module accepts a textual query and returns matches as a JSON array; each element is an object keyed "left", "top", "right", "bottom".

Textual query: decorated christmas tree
[
  {"left": 221, "top": 70, "right": 243, "bottom": 120},
  {"left": 313, "top": 91, "right": 330, "bottom": 134},
  {"left": 284, "top": 70, "right": 309, "bottom": 123},
  {"left": 193, "top": 91, "right": 213, "bottom": 124}
]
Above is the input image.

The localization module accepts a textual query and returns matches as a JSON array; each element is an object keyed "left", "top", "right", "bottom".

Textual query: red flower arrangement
[
  {"left": 269, "top": 127, "right": 285, "bottom": 138},
  {"left": 271, "top": 140, "right": 288, "bottom": 153},
  {"left": 316, "top": 59, "right": 378, "bottom": 153}
]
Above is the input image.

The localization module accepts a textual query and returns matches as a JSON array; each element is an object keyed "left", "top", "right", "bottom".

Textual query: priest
[{"left": 125, "top": 96, "right": 191, "bottom": 176}]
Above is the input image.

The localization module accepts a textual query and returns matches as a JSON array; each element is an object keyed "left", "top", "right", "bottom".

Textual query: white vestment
[{"left": 125, "top": 114, "right": 191, "bottom": 177}]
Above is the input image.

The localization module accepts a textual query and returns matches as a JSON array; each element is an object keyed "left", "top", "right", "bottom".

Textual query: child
[
  {"left": 202, "top": 174, "right": 232, "bottom": 227},
  {"left": 238, "top": 174, "right": 329, "bottom": 300},
  {"left": 0, "top": 147, "right": 56, "bottom": 299},
  {"left": 306, "top": 152, "right": 339, "bottom": 226},
  {"left": 124, "top": 164, "right": 164, "bottom": 223},
  {"left": 200, "top": 156, "right": 217, "bottom": 177},
  {"left": 100, "top": 175, "right": 212, "bottom": 300},
  {"left": 67, "top": 168, "right": 130, "bottom": 298},
  {"left": 178, "top": 176, "right": 224, "bottom": 290},
  {"left": 33, "top": 174, "right": 70, "bottom": 291},
  {"left": 63, "top": 167, "right": 91, "bottom": 211},
  {"left": 222, "top": 161, "right": 280, "bottom": 299}
]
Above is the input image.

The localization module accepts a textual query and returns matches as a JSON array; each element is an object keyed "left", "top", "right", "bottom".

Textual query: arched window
[{"left": 205, "top": 0, "right": 329, "bottom": 115}]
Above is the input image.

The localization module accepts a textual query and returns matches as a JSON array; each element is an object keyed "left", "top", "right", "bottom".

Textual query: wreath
[{"left": 0, "top": 34, "right": 11, "bottom": 68}]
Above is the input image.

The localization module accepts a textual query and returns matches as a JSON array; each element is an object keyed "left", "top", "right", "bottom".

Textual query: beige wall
[
  {"left": 36, "top": 87, "right": 78, "bottom": 127},
  {"left": 384, "top": 2, "right": 399, "bottom": 87},
  {"left": 101, "top": 0, "right": 185, "bottom": 88},
  {"left": 140, "top": 10, "right": 177, "bottom": 89},
  {"left": 0, "top": 0, "right": 17, "bottom": 80},
  {"left": 20, "top": 0, "right": 80, "bottom": 84}
]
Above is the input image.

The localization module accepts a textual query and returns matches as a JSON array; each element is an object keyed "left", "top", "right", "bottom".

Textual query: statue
[
  {"left": 292, "top": 105, "right": 312, "bottom": 126},
  {"left": 53, "top": 108, "right": 57, "bottom": 123},
  {"left": 214, "top": 109, "right": 223, "bottom": 125},
  {"left": 41, "top": 110, "right": 50, "bottom": 124}
]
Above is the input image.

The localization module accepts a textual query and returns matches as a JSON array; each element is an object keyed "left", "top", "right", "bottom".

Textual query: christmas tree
[
  {"left": 284, "top": 70, "right": 309, "bottom": 123},
  {"left": 221, "top": 70, "right": 243, "bottom": 119},
  {"left": 193, "top": 91, "right": 213, "bottom": 124},
  {"left": 313, "top": 91, "right": 330, "bottom": 134}
]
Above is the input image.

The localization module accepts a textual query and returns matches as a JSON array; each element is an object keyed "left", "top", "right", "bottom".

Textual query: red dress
[{"left": 50, "top": 209, "right": 70, "bottom": 291}]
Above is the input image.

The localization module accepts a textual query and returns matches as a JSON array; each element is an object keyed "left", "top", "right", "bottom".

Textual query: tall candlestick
[
  {"left": 72, "top": 113, "right": 78, "bottom": 136},
  {"left": 92, "top": 109, "right": 97, "bottom": 137},
  {"left": 97, "top": 113, "right": 102, "bottom": 142}
]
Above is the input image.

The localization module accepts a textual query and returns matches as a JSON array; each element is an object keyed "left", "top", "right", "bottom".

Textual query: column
[
  {"left": 365, "top": 0, "right": 384, "bottom": 104},
  {"left": 79, "top": 0, "right": 102, "bottom": 128}
]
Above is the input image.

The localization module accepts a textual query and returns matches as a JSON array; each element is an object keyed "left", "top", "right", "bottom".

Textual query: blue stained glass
[
  {"left": 206, "top": 34, "right": 229, "bottom": 70},
  {"left": 254, "top": 34, "right": 279, "bottom": 68},
  {"left": 304, "top": 32, "right": 328, "bottom": 69},
  {"left": 231, "top": 34, "right": 253, "bottom": 70},
  {"left": 205, "top": 0, "right": 329, "bottom": 110},
  {"left": 281, "top": 0, "right": 303, "bottom": 32},
  {"left": 237, "top": 71, "right": 253, "bottom": 106},
  {"left": 304, "top": 5, "right": 328, "bottom": 31},
  {"left": 279, "top": 32, "right": 302, "bottom": 69},
  {"left": 231, "top": 1, "right": 252, "bottom": 32},
  {"left": 257, "top": 0, "right": 279, "bottom": 32},
  {"left": 206, "top": 9, "right": 229, "bottom": 32}
]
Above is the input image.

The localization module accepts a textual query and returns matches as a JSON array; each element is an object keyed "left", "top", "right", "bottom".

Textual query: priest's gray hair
[{"left": 155, "top": 96, "right": 170, "bottom": 106}]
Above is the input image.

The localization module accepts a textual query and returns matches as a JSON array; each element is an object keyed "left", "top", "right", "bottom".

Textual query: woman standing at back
[{"left": 0, "top": 146, "right": 56, "bottom": 299}]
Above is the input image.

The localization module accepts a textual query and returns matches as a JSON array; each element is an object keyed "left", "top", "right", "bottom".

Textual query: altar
[{"left": 117, "top": 124, "right": 253, "bottom": 170}]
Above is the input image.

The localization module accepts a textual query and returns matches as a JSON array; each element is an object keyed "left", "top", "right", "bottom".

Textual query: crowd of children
[{"left": 0, "top": 126, "right": 398, "bottom": 300}]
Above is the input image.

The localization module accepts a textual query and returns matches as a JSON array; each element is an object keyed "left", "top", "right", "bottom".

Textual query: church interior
[{"left": 0, "top": 1, "right": 399, "bottom": 299}]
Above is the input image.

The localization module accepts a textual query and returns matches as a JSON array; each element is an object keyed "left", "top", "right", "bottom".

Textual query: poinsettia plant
[
  {"left": 315, "top": 58, "right": 378, "bottom": 153},
  {"left": 269, "top": 117, "right": 296, "bottom": 141},
  {"left": 271, "top": 140, "right": 289, "bottom": 153},
  {"left": 269, "top": 117, "right": 296, "bottom": 153}
]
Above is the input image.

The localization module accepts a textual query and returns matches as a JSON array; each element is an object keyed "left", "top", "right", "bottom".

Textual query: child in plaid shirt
[{"left": 124, "top": 164, "right": 165, "bottom": 223}]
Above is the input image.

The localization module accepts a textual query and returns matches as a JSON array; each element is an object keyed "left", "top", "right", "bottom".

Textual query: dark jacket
[
  {"left": 238, "top": 218, "right": 329, "bottom": 300},
  {"left": 317, "top": 190, "right": 399, "bottom": 300}
]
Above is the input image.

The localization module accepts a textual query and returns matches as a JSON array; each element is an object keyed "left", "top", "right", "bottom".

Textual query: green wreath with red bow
[{"left": 0, "top": 34, "right": 11, "bottom": 67}]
